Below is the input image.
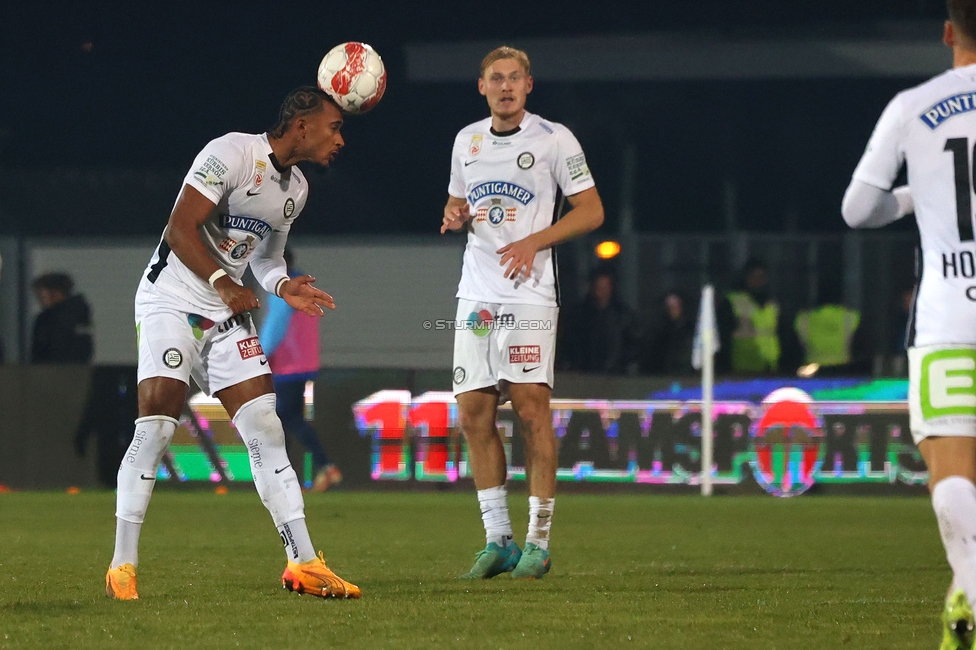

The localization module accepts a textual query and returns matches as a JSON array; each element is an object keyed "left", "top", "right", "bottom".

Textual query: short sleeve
[
  {"left": 183, "top": 136, "right": 249, "bottom": 205},
  {"left": 447, "top": 134, "right": 466, "bottom": 199},
  {"left": 553, "top": 126, "right": 596, "bottom": 196},
  {"left": 852, "top": 94, "right": 906, "bottom": 191}
]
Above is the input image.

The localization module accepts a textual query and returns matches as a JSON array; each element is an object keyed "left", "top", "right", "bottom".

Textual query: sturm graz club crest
[
  {"left": 283, "top": 198, "right": 295, "bottom": 218},
  {"left": 517, "top": 152, "right": 534, "bottom": 169},
  {"left": 163, "top": 348, "right": 183, "bottom": 369},
  {"left": 453, "top": 366, "right": 466, "bottom": 384},
  {"left": 230, "top": 235, "right": 255, "bottom": 260},
  {"left": 488, "top": 202, "right": 506, "bottom": 226}
]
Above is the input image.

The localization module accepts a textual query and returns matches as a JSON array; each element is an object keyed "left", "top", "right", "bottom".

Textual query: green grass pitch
[{"left": 0, "top": 490, "right": 949, "bottom": 649}]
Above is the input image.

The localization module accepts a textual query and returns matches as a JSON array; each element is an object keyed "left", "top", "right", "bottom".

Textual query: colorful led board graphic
[
  {"left": 159, "top": 383, "right": 316, "bottom": 484},
  {"left": 352, "top": 387, "right": 926, "bottom": 497}
]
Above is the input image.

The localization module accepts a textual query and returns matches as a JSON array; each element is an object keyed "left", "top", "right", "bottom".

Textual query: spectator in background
[
  {"left": 259, "top": 249, "right": 341, "bottom": 492},
  {"left": 717, "top": 258, "right": 781, "bottom": 375},
  {"left": 557, "top": 264, "right": 640, "bottom": 375},
  {"left": 31, "top": 272, "right": 93, "bottom": 363},
  {"left": 641, "top": 290, "right": 696, "bottom": 375},
  {"left": 793, "top": 281, "right": 870, "bottom": 377}
]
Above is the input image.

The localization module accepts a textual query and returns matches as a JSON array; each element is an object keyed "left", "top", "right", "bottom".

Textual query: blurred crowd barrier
[{"left": 0, "top": 231, "right": 915, "bottom": 374}]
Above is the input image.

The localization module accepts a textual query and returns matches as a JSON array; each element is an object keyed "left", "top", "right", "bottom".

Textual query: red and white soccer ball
[{"left": 317, "top": 42, "right": 387, "bottom": 114}]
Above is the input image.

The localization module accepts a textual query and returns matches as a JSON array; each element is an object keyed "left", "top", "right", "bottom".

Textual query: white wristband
[
  {"left": 208, "top": 268, "right": 227, "bottom": 288},
  {"left": 274, "top": 277, "right": 289, "bottom": 298}
]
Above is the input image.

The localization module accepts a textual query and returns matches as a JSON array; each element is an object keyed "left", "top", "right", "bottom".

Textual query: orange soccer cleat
[
  {"left": 310, "top": 465, "right": 343, "bottom": 492},
  {"left": 281, "top": 551, "right": 361, "bottom": 599},
  {"left": 105, "top": 564, "right": 139, "bottom": 600}
]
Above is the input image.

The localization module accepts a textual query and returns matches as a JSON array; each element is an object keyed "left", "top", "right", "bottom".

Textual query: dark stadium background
[{"left": 0, "top": 0, "right": 948, "bottom": 237}]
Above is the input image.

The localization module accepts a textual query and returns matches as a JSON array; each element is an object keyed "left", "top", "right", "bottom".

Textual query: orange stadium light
[{"left": 595, "top": 240, "right": 621, "bottom": 259}]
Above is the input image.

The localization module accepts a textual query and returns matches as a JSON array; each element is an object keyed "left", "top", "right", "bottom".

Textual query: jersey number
[{"left": 945, "top": 137, "right": 976, "bottom": 241}]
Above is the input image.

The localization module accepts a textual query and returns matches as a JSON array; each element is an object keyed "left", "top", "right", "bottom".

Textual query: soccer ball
[{"left": 317, "top": 42, "right": 387, "bottom": 114}]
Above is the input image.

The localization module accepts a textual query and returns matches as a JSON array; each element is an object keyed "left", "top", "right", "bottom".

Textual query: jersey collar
[
  {"left": 489, "top": 112, "right": 533, "bottom": 138},
  {"left": 490, "top": 125, "right": 521, "bottom": 137},
  {"left": 262, "top": 133, "right": 291, "bottom": 178}
]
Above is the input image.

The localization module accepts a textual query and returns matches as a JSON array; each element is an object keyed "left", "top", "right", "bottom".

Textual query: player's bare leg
[
  {"left": 107, "top": 376, "right": 186, "bottom": 600},
  {"left": 219, "top": 375, "right": 359, "bottom": 598},
  {"left": 919, "top": 436, "right": 976, "bottom": 649},
  {"left": 457, "top": 388, "right": 521, "bottom": 578},
  {"left": 509, "top": 383, "right": 555, "bottom": 579},
  {"left": 510, "top": 383, "right": 557, "bottom": 499},
  {"left": 457, "top": 388, "right": 505, "bottom": 489}
]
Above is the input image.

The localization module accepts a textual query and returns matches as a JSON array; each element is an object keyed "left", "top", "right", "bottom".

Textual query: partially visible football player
[
  {"left": 106, "top": 87, "right": 360, "bottom": 601},
  {"left": 842, "top": 1, "right": 976, "bottom": 645},
  {"left": 441, "top": 46, "right": 604, "bottom": 580}
]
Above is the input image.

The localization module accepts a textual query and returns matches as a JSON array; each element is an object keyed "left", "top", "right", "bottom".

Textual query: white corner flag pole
[{"left": 693, "top": 285, "right": 717, "bottom": 497}]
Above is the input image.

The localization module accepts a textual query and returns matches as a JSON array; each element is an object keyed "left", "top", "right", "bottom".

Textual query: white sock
[
  {"left": 111, "top": 519, "right": 142, "bottom": 568},
  {"left": 112, "top": 415, "right": 178, "bottom": 568},
  {"left": 526, "top": 496, "right": 554, "bottom": 550},
  {"left": 933, "top": 476, "right": 976, "bottom": 610},
  {"left": 477, "top": 486, "right": 513, "bottom": 547},
  {"left": 234, "top": 394, "right": 317, "bottom": 564},
  {"left": 278, "top": 518, "right": 317, "bottom": 563}
]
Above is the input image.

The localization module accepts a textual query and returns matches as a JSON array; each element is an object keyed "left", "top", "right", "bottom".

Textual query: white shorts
[
  {"left": 135, "top": 298, "right": 270, "bottom": 396},
  {"left": 908, "top": 344, "right": 976, "bottom": 444},
  {"left": 452, "top": 299, "right": 558, "bottom": 397}
]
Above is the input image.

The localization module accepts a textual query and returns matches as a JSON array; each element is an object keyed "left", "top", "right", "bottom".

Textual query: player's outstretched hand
[
  {"left": 441, "top": 203, "right": 471, "bottom": 234},
  {"left": 215, "top": 276, "right": 261, "bottom": 315},
  {"left": 280, "top": 275, "right": 336, "bottom": 317},
  {"left": 497, "top": 235, "right": 541, "bottom": 280}
]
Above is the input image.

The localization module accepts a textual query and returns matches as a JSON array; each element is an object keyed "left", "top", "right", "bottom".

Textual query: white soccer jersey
[
  {"left": 853, "top": 63, "right": 976, "bottom": 346},
  {"left": 140, "top": 132, "right": 306, "bottom": 319},
  {"left": 448, "top": 112, "right": 596, "bottom": 307}
]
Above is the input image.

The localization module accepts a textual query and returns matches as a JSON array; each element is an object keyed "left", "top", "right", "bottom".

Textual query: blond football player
[{"left": 441, "top": 46, "right": 604, "bottom": 579}]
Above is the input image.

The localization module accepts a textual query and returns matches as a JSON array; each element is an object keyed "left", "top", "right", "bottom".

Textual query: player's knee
[
  {"left": 234, "top": 393, "right": 290, "bottom": 468},
  {"left": 234, "top": 394, "right": 285, "bottom": 442},
  {"left": 137, "top": 377, "right": 187, "bottom": 420},
  {"left": 122, "top": 415, "right": 179, "bottom": 472},
  {"left": 513, "top": 400, "right": 549, "bottom": 433},
  {"left": 458, "top": 408, "right": 495, "bottom": 441}
]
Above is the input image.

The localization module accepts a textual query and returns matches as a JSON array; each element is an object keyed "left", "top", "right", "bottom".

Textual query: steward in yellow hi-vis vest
[
  {"left": 726, "top": 290, "right": 780, "bottom": 373},
  {"left": 795, "top": 304, "right": 861, "bottom": 367}
]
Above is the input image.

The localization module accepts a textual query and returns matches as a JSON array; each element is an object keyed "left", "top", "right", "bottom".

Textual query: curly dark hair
[{"left": 268, "top": 86, "right": 341, "bottom": 138}]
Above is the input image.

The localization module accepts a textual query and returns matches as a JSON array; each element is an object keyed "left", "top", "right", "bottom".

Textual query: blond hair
[{"left": 480, "top": 46, "right": 531, "bottom": 78}]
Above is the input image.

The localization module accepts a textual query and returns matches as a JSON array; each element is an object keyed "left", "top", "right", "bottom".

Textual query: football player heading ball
[
  {"left": 441, "top": 46, "right": 604, "bottom": 580},
  {"left": 105, "top": 87, "right": 361, "bottom": 601}
]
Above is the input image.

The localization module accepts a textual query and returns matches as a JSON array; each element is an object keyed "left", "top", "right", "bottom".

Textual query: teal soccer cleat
[
  {"left": 511, "top": 543, "right": 551, "bottom": 579},
  {"left": 940, "top": 589, "right": 974, "bottom": 650},
  {"left": 459, "top": 542, "right": 522, "bottom": 579}
]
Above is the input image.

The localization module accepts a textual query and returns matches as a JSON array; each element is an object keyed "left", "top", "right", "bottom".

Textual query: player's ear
[
  {"left": 478, "top": 77, "right": 487, "bottom": 97},
  {"left": 945, "top": 21, "right": 956, "bottom": 48},
  {"left": 525, "top": 75, "right": 533, "bottom": 95}
]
